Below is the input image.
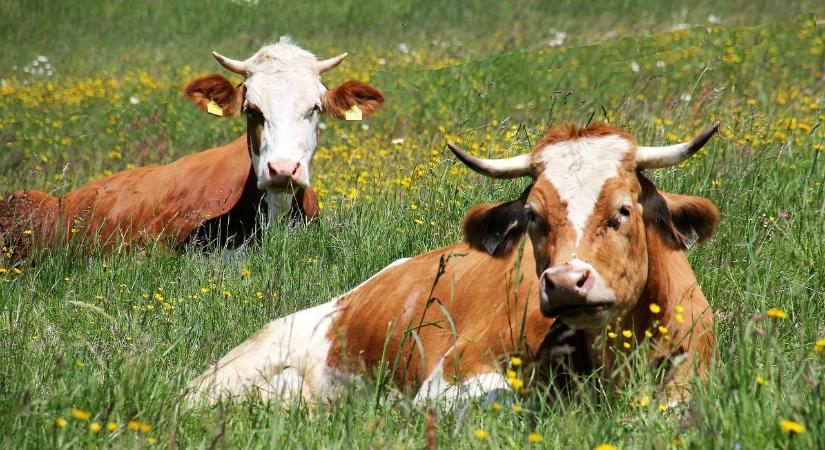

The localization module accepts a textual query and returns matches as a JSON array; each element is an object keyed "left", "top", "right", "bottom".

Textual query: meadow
[{"left": 1, "top": 0, "right": 824, "bottom": 448}]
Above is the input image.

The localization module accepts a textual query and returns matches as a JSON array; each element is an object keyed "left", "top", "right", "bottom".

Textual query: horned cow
[
  {"left": 185, "top": 122, "right": 720, "bottom": 407},
  {"left": 0, "top": 37, "right": 384, "bottom": 255}
]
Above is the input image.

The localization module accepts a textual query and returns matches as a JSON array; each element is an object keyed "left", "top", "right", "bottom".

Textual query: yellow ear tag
[
  {"left": 206, "top": 100, "right": 224, "bottom": 116},
  {"left": 345, "top": 104, "right": 362, "bottom": 121}
]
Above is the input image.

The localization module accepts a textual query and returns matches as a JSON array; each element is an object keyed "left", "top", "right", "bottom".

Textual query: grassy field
[{"left": 1, "top": 1, "right": 824, "bottom": 448}]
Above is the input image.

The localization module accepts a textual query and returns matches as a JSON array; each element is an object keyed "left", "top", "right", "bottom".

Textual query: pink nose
[
  {"left": 267, "top": 159, "right": 300, "bottom": 185},
  {"left": 540, "top": 265, "right": 595, "bottom": 314}
]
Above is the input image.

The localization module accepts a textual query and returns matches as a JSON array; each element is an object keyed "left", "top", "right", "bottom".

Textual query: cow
[
  {"left": 0, "top": 37, "right": 384, "bottom": 256},
  {"left": 185, "top": 122, "right": 720, "bottom": 408}
]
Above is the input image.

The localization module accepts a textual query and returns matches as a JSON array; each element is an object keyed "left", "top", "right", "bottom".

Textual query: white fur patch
[
  {"left": 413, "top": 351, "right": 510, "bottom": 406},
  {"left": 537, "top": 135, "right": 632, "bottom": 243},
  {"left": 186, "top": 300, "right": 341, "bottom": 405}
]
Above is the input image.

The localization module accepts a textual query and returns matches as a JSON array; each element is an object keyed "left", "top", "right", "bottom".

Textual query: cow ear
[
  {"left": 184, "top": 74, "right": 243, "bottom": 117},
  {"left": 660, "top": 192, "right": 719, "bottom": 246},
  {"left": 462, "top": 191, "right": 529, "bottom": 257},
  {"left": 639, "top": 174, "right": 719, "bottom": 249},
  {"left": 322, "top": 81, "right": 384, "bottom": 119}
]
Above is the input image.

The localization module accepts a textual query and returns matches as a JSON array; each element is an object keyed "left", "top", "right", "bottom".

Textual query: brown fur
[
  {"left": 533, "top": 122, "right": 637, "bottom": 151},
  {"left": 326, "top": 242, "right": 553, "bottom": 391},
  {"left": 0, "top": 136, "right": 318, "bottom": 256}
]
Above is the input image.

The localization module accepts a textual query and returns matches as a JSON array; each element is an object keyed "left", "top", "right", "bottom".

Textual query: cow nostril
[
  {"left": 576, "top": 270, "right": 590, "bottom": 288},
  {"left": 292, "top": 162, "right": 300, "bottom": 175}
]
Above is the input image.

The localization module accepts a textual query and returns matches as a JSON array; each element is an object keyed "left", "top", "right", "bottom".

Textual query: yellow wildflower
[
  {"left": 127, "top": 420, "right": 140, "bottom": 430},
  {"left": 139, "top": 423, "right": 152, "bottom": 433},
  {"left": 474, "top": 429, "right": 489, "bottom": 440},
  {"left": 56, "top": 418, "right": 67, "bottom": 427},
  {"left": 528, "top": 432, "right": 544, "bottom": 443},
  {"left": 241, "top": 267, "right": 251, "bottom": 278},
  {"left": 766, "top": 308, "right": 787, "bottom": 319},
  {"left": 658, "top": 326, "right": 668, "bottom": 335},
  {"left": 148, "top": 437, "right": 157, "bottom": 444},
  {"left": 71, "top": 408, "right": 90, "bottom": 421},
  {"left": 779, "top": 419, "right": 805, "bottom": 434},
  {"left": 649, "top": 303, "right": 661, "bottom": 314},
  {"left": 107, "top": 422, "right": 119, "bottom": 431},
  {"left": 675, "top": 305, "right": 684, "bottom": 313},
  {"left": 622, "top": 330, "right": 632, "bottom": 338},
  {"left": 491, "top": 401, "right": 501, "bottom": 411},
  {"left": 509, "top": 378, "right": 524, "bottom": 389},
  {"left": 623, "top": 342, "right": 631, "bottom": 349},
  {"left": 608, "top": 332, "right": 617, "bottom": 339},
  {"left": 659, "top": 404, "right": 667, "bottom": 412},
  {"left": 512, "top": 404, "right": 523, "bottom": 412},
  {"left": 639, "top": 395, "right": 650, "bottom": 407},
  {"left": 813, "top": 338, "right": 825, "bottom": 353},
  {"left": 506, "top": 369, "right": 517, "bottom": 379},
  {"left": 593, "top": 444, "right": 618, "bottom": 450},
  {"left": 89, "top": 422, "right": 102, "bottom": 433},
  {"left": 756, "top": 376, "right": 768, "bottom": 386},
  {"left": 510, "top": 356, "right": 522, "bottom": 367}
]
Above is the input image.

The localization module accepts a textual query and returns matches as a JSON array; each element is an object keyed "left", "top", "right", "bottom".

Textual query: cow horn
[
  {"left": 636, "top": 121, "right": 721, "bottom": 169},
  {"left": 317, "top": 52, "right": 348, "bottom": 73},
  {"left": 447, "top": 142, "right": 532, "bottom": 179},
  {"left": 212, "top": 51, "right": 248, "bottom": 76}
]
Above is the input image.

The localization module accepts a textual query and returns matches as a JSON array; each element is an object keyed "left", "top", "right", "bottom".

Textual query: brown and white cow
[
  {"left": 185, "top": 122, "right": 719, "bottom": 407},
  {"left": 0, "top": 37, "right": 384, "bottom": 253}
]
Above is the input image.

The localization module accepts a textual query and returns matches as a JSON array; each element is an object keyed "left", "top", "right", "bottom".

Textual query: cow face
[
  {"left": 185, "top": 37, "right": 384, "bottom": 197},
  {"left": 454, "top": 122, "right": 719, "bottom": 330}
]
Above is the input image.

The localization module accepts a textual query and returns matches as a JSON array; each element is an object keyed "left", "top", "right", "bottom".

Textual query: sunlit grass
[{"left": 1, "top": 2, "right": 824, "bottom": 448}]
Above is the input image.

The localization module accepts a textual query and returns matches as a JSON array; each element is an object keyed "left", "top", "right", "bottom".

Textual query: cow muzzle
[
  {"left": 539, "top": 260, "right": 614, "bottom": 326},
  {"left": 263, "top": 159, "right": 302, "bottom": 189}
]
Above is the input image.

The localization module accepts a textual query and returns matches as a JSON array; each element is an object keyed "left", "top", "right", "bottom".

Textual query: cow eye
[
  {"left": 619, "top": 205, "right": 632, "bottom": 218},
  {"left": 308, "top": 104, "right": 321, "bottom": 115}
]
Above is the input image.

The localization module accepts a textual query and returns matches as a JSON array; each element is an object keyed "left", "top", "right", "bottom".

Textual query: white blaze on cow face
[
  {"left": 536, "top": 134, "right": 632, "bottom": 244},
  {"left": 240, "top": 40, "right": 326, "bottom": 193}
]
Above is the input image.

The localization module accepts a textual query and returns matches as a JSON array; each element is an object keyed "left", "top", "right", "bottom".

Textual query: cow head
[
  {"left": 452, "top": 122, "right": 719, "bottom": 330},
  {"left": 184, "top": 37, "right": 384, "bottom": 210}
]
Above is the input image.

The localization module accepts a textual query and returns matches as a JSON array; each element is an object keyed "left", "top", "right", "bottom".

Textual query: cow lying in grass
[
  {"left": 186, "top": 122, "right": 720, "bottom": 407},
  {"left": 0, "top": 37, "right": 384, "bottom": 255}
]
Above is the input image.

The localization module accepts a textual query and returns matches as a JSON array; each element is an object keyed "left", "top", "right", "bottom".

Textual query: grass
[{"left": 1, "top": 1, "right": 824, "bottom": 448}]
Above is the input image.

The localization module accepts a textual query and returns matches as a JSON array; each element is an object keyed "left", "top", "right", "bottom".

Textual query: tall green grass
[{"left": 1, "top": 2, "right": 824, "bottom": 448}]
